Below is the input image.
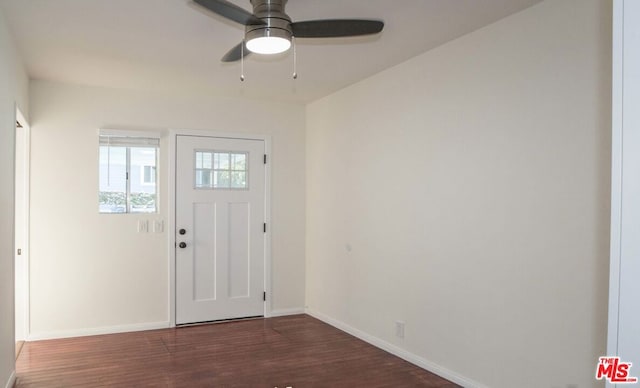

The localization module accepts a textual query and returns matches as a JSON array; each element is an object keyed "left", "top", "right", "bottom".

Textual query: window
[
  {"left": 99, "top": 132, "right": 159, "bottom": 213},
  {"left": 195, "top": 151, "right": 248, "bottom": 189}
]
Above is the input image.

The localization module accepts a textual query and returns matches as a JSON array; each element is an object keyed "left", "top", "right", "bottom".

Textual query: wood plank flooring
[{"left": 16, "top": 314, "right": 459, "bottom": 387}]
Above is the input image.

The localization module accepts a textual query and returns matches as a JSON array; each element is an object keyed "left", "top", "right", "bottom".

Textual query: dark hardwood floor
[{"left": 16, "top": 314, "right": 459, "bottom": 387}]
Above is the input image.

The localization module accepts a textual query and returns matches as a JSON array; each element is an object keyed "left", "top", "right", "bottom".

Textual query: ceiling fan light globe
[{"left": 246, "top": 36, "right": 291, "bottom": 55}]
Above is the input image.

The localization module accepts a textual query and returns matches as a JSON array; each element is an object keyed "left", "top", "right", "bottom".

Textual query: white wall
[
  {"left": 0, "top": 6, "right": 29, "bottom": 388},
  {"left": 28, "top": 80, "right": 306, "bottom": 337},
  {"left": 305, "top": 0, "right": 611, "bottom": 387}
]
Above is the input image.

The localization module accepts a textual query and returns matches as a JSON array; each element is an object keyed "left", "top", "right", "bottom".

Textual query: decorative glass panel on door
[{"left": 195, "top": 151, "right": 249, "bottom": 189}]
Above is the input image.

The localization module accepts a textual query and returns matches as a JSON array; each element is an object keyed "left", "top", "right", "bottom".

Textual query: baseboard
[
  {"left": 305, "top": 309, "right": 488, "bottom": 388},
  {"left": 269, "top": 307, "right": 306, "bottom": 317},
  {"left": 4, "top": 370, "right": 15, "bottom": 388},
  {"left": 27, "top": 321, "right": 171, "bottom": 341}
]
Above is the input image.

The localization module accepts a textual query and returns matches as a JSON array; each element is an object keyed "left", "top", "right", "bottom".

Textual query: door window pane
[
  {"left": 217, "top": 153, "right": 230, "bottom": 170},
  {"left": 195, "top": 151, "right": 249, "bottom": 190},
  {"left": 214, "top": 171, "right": 230, "bottom": 187},
  {"left": 232, "top": 153, "right": 246, "bottom": 170},
  {"left": 231, "top": 172, "right": 247, "bottom": 188}
]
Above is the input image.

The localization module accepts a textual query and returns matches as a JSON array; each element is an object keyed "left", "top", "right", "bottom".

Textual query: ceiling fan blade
[
  {"left": 291, "top": 19, "right": 384, "bottom": 38},
  {"left": 222, "top": 42, "right": 250, "bottom": 62},
  {"left": 193, "top": 0, "right": 265, "bottom": 26}
]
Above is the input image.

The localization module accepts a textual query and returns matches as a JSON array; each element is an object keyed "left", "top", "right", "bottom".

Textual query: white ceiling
[{"left": 0, "top": 0, "right": 542, "bottom": 103}]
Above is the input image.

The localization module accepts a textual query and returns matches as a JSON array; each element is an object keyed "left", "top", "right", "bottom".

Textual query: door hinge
[
  {"left": 17, "top": 248, "right": 22, "bottom": 255},
  {"left": 263, "top": 223, "right": 267, "bottom": 233},
  {"left": 264, "top": 154, "right": 267, "bottom": 164},
  {"left": 263, "top": 291, "right": 266, "bottom": 301}
]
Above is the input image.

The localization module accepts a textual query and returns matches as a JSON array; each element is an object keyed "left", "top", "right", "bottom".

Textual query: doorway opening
[{"left": 15, "top": 107, "right": 30, "bottom": 358}]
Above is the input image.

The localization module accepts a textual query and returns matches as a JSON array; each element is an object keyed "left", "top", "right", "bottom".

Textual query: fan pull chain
[
  {"left": 292, "top": 36, "right": 298, "bottom": 80},
  {"left": 240, "top": 41, "right": 245, "bottom": 82}
]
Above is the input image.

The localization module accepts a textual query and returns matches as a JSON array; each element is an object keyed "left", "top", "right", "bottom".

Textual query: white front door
[{"left": 175, "top": 135, "right": 265, "bottom": 324}]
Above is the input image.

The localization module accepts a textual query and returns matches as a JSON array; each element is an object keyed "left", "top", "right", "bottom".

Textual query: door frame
[
  {"left": 608, "top": 0, "right": 640, "bottom": 375},
  {"left": 168, "top": 129, "right": 272, "bottom": 327},
  {"left": 14, "top": 107, "right": 30, "bottom": 342}
]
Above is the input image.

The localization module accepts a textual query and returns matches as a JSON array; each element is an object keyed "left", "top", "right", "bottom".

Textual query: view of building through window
[{"left": 99, "top": 144, "right": 158, "bottom": 213}]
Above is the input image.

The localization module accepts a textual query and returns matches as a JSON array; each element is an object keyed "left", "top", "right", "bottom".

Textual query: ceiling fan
[{"left": 193, "top": 0, "right": 385, "bottom": 62}]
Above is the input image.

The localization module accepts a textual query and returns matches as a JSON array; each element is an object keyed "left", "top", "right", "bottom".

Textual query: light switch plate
[
  {"left": 138, "top": 220, "right": 149, "bottom": 233},
  {"left": 153, "top": 220, "right": 164, "bottom": 233}
]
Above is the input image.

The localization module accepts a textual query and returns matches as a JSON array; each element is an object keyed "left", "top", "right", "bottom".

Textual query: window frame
[{"left": 98, "top": 130, "right": 160, "bottom": 214}]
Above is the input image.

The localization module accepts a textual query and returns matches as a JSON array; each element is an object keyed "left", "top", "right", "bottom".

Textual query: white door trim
[
  {"left": 15, "top": 106, "right": 30, "bottom": 341},
  {"left": 607, "top": 0, "right": 623, "bottom": 364},
  {"left": 168, "top": 129, "right": 272, "bottom": 327},
  {"left": 608, "top": 2, "right": 640, "bottom": 382}
]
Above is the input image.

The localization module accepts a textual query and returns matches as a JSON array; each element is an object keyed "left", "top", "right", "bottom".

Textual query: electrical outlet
[{"left": 395, "top": 321, "right": 405, "bottom": 339}]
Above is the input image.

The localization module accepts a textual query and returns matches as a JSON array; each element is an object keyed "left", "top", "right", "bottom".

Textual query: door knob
[
  {"left": 179, "top": 229, "right": 186, "bottom": 235},
  {"left": 179, "top": 242, "right": 187, "bottom": 249}
]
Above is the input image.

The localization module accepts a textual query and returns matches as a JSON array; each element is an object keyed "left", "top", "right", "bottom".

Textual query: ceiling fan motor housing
[
  {"left": 192, "top": 0, "right": 385, "bottom": 61},
  {"left": 246, "top": 0, "right": 293, "bottom": 43}
]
